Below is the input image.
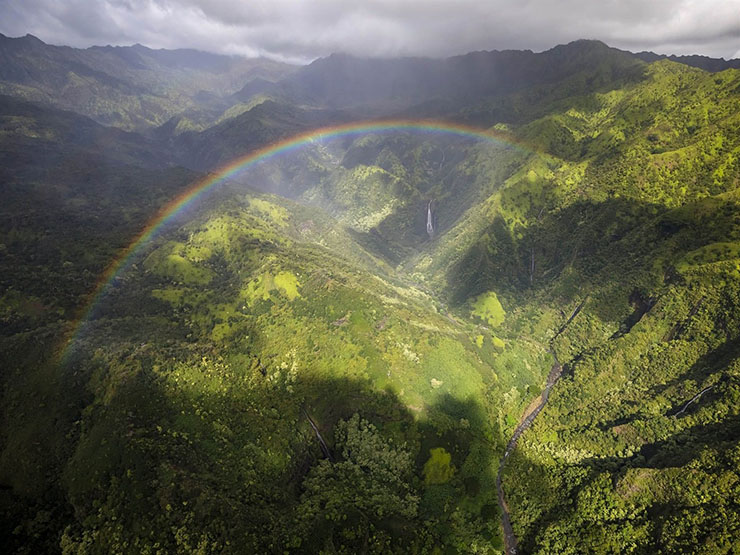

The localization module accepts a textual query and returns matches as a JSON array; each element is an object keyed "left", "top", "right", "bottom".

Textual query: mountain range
[{"left": 1, "top": 33, "right": 739, "bottom": 554}]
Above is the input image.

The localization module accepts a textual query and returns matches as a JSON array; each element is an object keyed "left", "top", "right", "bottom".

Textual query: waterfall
[{"left": 426, "top": 200, "right": 434, "bottom": 238}]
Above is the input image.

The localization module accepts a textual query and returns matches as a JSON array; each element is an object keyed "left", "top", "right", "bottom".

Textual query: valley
[{"left": 1, "top": 33, "right": 739, "bottom": 554}]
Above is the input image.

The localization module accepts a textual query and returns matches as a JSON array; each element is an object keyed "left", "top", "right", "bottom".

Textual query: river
[{"left": 496, "top": 350, "right": 563, "bottom": 554}]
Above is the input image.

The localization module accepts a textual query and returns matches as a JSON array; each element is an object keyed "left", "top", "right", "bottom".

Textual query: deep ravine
[{"left": 496, "top": 350, "right": 563, "bottom": 554}]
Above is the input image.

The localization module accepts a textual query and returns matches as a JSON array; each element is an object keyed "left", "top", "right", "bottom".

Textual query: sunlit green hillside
[
  {"left": 1, "top": 38, "right": 739, "bottom": 554},
  {"left": 407, "top": 60, "right": 740, "bottom": 553}
]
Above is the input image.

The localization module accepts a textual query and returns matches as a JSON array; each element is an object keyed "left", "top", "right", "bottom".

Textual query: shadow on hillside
[
  {"left": 444, "top": 196, "right": 671, "bottom": 306},
  {"left": 0, "top": 329, "right": 86, "bottom": 555},
  {"left": 442, "top": 194, "right": 737, "bottom": 311},
  {"left": 648, "top": 336, "right": 740, "bottom": 400},
  {"left": 6, "top": 348, "right": 505, "bottom": 554},
  {"left": 501, "top": 404, "right": 740, "bottom": 553}
]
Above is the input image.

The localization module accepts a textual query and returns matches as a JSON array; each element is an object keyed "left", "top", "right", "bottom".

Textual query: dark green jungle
[{"left": 1, "top": 33, "right": 739, "bottom": 553}]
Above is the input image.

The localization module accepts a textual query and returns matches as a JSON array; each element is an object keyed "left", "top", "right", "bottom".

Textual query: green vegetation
[
  {"left": 1, "top": 37, "right": 739, "bottom": 554},
  {"left": 296, "top": 414, "right": 420, "bottom": 551},
  {"left": 0, "top": 34, "right": 295, "bottom": 131},
  {"left": 0, "top": 134, "right": 511, "bottom": 551},
  {"left": 423, "top": 448, "right": 456, "bottom": 485},
  {"left": 409, "top": 58, "right": 740, "bottom": 554},
  {"left": 472, "top": 292, "right": 506, "bottom": 327}
]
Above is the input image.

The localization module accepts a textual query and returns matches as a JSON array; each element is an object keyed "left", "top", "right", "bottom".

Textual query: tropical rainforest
[{"left": 1, "top": 33, "right": 739, "bottom": 554}]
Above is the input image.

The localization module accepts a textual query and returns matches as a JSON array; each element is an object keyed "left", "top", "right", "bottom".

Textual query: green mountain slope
[
  {"left": 407, "top": 59, "right": 740, "bottom": 553},
  {"left": 0, "top": 34, "right": 295, "bottom": 130},
  {"left": 50, "top": 188, "right": 523, "bottom": 552},
  {"left": 0, "top": 96, "right": 541, "bottom": 554},
  {"left": 1, "top": 39, "right": 740, "bottom": 555},
  {"left": 0, "top": 96, "right": 206, "bottom": 553}
]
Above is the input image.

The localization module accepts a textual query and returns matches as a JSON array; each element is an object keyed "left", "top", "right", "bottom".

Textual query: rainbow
[{"left": 58, "top": 118, "right": 528, "bottom": 364}]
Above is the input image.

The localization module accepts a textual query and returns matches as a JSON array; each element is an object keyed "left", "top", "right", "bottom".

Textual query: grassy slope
[
  {"left": 410, "top": 61, "right": 740, "bottom": 553},
  {"left": 0, "top": 98, "right": 538, "bottom": 553},
  {"left": 53, "top": 188, "right": 517, "bottom": 552},
  {"left": 1, "top": 55, "right": 740, "bottom": 554}
]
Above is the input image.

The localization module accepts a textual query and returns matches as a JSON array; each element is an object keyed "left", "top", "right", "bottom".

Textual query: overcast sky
[{"left": 1, "top": 0, "right": 739, "bottom": 63}]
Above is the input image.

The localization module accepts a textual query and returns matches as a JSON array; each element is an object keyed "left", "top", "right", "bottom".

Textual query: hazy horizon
[
  {"left": 1, "top": 0, "right": 738, "bottom": 64},
  {"left": 2, "top": 31, "right": 739, "bottom": 67}
]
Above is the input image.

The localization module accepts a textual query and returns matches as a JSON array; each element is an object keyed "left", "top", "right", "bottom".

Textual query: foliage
[
  {"left": 1, "top": 40, "right": 740, "bottom": 555},
  {"left": 423, "top": 448, "right": 456, "bottom": 485},
  {"left": 471, "top": 292, "right": 506, "bottom": 327},
  {"left": 296, "top": 414, "right": 419, "bottom": 551}
]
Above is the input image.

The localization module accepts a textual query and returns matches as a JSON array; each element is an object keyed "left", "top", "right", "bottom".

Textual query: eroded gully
[{"left": 496, "top": 350, "right": 563, "bottom": 554}]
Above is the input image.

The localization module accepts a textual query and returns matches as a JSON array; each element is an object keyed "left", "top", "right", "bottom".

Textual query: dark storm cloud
[{"left": 1, "top": 0, "right": 738, "bottom": 62}]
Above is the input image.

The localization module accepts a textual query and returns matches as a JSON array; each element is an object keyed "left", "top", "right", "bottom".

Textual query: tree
[{"left": 296, "top": 414, "right": 419, "bottom": 552}]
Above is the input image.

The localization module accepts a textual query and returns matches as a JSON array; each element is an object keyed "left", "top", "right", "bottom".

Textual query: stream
[{"left": 496, "top": 350, "right": 563, "bottom": 554}]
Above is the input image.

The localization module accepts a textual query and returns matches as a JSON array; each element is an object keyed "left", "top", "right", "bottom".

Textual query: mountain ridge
[
  {"left": 3, "top": 33, "right": 739, "bottom": 135},
  {"left": 1, "top": 33, "right": 739, "bottom": 554},
  {"left": 0, "top": 32, "right": 297, "bottom": 130}
]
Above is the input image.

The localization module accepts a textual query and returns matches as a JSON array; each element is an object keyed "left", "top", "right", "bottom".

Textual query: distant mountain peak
[
  {"left": 633, "top": 50, "right": 740, "bottom": 71},
  {"left": 546, "top": 39, "right": 615, "bottom": 55},
  {"left": 566, "top": 38, "right": 609, "bottom": 47},
  {"left": 0, "top": 33, "right": 46, "bottom": 46}
]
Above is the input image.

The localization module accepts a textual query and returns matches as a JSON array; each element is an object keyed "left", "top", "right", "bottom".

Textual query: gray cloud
[{"left": 1, "top": 0, "right": 738, "bottom": 62}]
